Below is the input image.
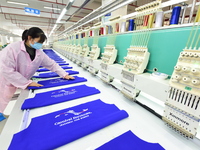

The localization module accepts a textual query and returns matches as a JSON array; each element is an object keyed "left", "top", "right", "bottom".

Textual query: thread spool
[
  {"left": 155, "top": 10, "right": 164, "bottom": 27},
  {"left": 100, "top": 27, "right": 104, "bottom": 35},
  {"left": 143, "top": 15, "right": 149, "bottom": 26},
  {"left": 120, "top": 22, "right": 126, "bottom": 33},
  {"left": 148, "top": 14, "right": 155, "bottom": 28},
  {"left": 108, "top": 25, "right": 113, "bottom": 34},
  {"left": 170, "top": 6, "right": 181, "bottom": 25},
  {"left": 103, "top": 26, "right": 107, "bottom": 35},
  {"left": 195, "top": 5, "right": 200, "bottom": 22},
  {"left": 90, "top": 30, "right": 93, "bottom": 37},
  {"left": 128, "top": 19, "right": 134, "bottom": 31},
  {"left": 115, "top": 23, "right": 119, "bottom": 33}
]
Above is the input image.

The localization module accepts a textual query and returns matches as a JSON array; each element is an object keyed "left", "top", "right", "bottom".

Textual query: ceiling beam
[{"left": 37, "top": 0, "right": 93, "bottom": 11}]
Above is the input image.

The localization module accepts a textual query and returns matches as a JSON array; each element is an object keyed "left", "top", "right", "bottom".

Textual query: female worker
[{"left": 0, "top": 27, "right": 74, "bottom": 116}]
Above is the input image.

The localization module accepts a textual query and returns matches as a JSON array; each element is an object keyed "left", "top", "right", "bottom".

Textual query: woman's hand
[
  {"left": 28, "top": 82, "right": 43, "bottom": 87},
  {"left": 64, "top": 75, "right": 75, "bottom": 80}
]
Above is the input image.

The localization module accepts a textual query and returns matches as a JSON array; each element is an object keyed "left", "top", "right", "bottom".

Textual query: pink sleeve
[
  {"left": 1, "top": 46, "right": 32, "bottom": 90},
  {"left": 40, "top": 52, "right": 68, "bottom": 78}
]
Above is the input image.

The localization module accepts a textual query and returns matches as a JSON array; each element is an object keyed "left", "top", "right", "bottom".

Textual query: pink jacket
[{"left": 0, "top": 41, "right": 68, "bottom": 113}]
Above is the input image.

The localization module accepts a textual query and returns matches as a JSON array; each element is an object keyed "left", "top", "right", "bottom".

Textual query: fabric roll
[
  {"left": 28, "top": 76, "right": 87, "bottom": 90},
  {"left": 9, "top": 100, "right": 128, "bottom": 150}
]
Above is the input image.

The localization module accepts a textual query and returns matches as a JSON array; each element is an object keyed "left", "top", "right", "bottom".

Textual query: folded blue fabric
[
  {"left": 10, "top": 100, "right": 128, "bottom": 150},
  {"left": 37, "top": 66, "right": 73, "bottom": 72},
  {"left": 57, "top": 63, "right": 69, "bottom": 66},
  {"left": 39, "top": 63, "right": 69, "bottom": 68},
  {"left": 0, "top": 113, "right": 6, "bottom": 122},
  {"left": 33, "top": 70, "right": 79, "bottom": 78},
  {"left": 55, "top": 61, "right": 66, "bottom": 63},
  {"left": 28, "top": 76, "right": 87, "bottom": 90},
  {"left": 95, "top": 130, "right": 165, "bottom": 150},
  {"left": 22, "top": 84, "right": 100, "bottom": 110}
]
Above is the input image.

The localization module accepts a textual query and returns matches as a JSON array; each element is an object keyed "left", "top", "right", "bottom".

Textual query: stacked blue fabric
[{"left": 12, "top": 49, "right": 165, "bottom": 149}]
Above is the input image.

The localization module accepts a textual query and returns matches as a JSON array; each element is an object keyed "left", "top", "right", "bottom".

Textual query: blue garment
[
  {"left": 37, "top": 66, "right": 73, "bottom": 72},
  {"left": 95, "top": 130, "right": 165, "bottom": 150},
  {"left": 33, "top": 70, "right": 79, "bottom": 78},
  {"left": 0, "top": 113, "right": 6, "bottom": 121},
  {"left": 9, "top": 100, "right": 128, "bottom": 150},
  {"left": 22, "top": 84, "right": 100, "bottom": 110},
  {"left": 28, "top": 76, "right": 87, "bottom": 90}
]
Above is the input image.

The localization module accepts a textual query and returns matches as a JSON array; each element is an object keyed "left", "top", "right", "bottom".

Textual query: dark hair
[
  {"left": 22, "top": 29, "right": 28, "bottom": 40},
  {"left": 24, "top": 27, "right": 47, "bottom": 43}
]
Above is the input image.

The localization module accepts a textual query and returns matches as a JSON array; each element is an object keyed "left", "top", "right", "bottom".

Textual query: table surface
[{"left": 0, "top": 50, "right": 200, "bottom": 150}]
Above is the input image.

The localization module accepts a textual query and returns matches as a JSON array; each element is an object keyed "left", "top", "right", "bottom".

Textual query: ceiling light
[
  {"left": 7, "top": 1, "right": 29, "bottom": 6},
  {"left": 56, "top": 8, "right": 67, "bottom": 23},
  {"left": 44, "top": 6, "right": 61, "bottom": 11}
]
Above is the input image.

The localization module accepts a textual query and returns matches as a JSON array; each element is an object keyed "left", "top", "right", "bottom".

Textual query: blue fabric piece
[
  {"left": 22, "top": 84, "right": 100, "bottom": 110},
  {"left": 0, "top": 113, "right": 6, "bottom": 122},
  {"left": 39, "top": 63, "right": 69, "bottom": 68},
  {"left": 33, "top": 70, "right": 79, "bottom": 78},
  {"left": 95, "top": 130, "right": 165, "bottom": 150},
  {"left": 37, "top": 66, "right": 73, "bottom": 72},
  {"left": 10, "top": 100, "right": 128, "bottom": 150},
  {"left": 55, "top": 61, "right": 66, "bottom": 63},
  {"left": 28, "top": 76, "right": 87, "bottom": 90}
]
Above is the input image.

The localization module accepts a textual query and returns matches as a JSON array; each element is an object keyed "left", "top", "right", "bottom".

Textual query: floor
[{"left": 0, "top": 89, "right": 21, "bottom": 135}]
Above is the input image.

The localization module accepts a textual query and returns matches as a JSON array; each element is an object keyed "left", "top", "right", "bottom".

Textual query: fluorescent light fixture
[
  {"left": 44, "top": 6, "right": 61, "bottom": 11},
  {"left": 49, "top": 24, "right": 57, "bottom": 37},
  {"left": 52, "top": 24, "right": 57, "bottom": 31},
  {"left": 56, "top": 8, "right": 67, "bottom": 23},
  {"left": 7, "top": 1, "right": 29, "bottom": 6},
  {"left": 49, "top": 0, "right": 75, "bottom": 37}
]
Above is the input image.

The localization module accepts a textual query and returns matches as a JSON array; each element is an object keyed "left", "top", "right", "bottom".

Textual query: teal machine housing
[{"left": 77, "top": 26, "right": 199, "bottom": 76}]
